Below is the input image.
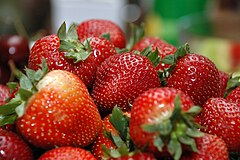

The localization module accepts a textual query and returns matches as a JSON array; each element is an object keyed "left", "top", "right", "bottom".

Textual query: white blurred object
[{"left": 51, "top": 0, "right": 127, "bottom": 33}]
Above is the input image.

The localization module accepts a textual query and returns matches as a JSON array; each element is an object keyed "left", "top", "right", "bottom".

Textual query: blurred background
[{"left": 0, "top": 0, "right": 240, "bottom": 83}]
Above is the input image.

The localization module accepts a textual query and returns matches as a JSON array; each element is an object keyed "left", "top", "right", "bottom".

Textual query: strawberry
[
  {"left": 131, "top": 36, "right": 177, "bottom": 71},
  {"left": 219, "top": 70, "right": 229, "bottom": 97},
  {"left": 0, "top": 61, "right": 102, "bottom": 149},
  {"left": 226, "top": 86, "right": 240, "bottom": 104},
  {"left": 181, "top": 133, "right": 229, "bottom": 160},
  {"left": 91, "top": 52, "right": 160, "bottom": 116},
  {"left": 28, "top": 22, "right": 117, "bottom": 89},
  {"left": 129, "top": 87, "right": 203, "bottom": 160},
  {"left": 38, "top": 146, "right": 96, "bottom": 160},
  {"left": 162, "top": 49, "right": 221, "bottom": 106},
  {"left": 77, "top": 19, "right": 126, "bottom": 49},
  {"left": 198, "top": 97, "right": 240, "bottom": 152},
  {"left": 0, "top": 84, "right": 10, "bottom": 105},
  {"left": 0, "top": 130, "right": 33, "bottom": 160}
]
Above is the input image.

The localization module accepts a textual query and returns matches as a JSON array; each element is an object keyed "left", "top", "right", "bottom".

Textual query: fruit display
[{"left": 0, "top": 18, "right": 239, "bottom": 160}]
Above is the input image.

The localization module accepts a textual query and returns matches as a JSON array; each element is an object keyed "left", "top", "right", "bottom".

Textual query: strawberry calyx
[
  {"left": 224, "top": 72, "right": 240, "bottom": 97},
  {"left": 58, "top": 22, "right": 92, "bottom": 63},
  {"left": 159, "top": 43, "right": 190, "bottom": 86},
  {"left": 0, "top": 60, "right": 48, "bottom": 126},
  {"left": 141, "top": 94, "right": 204, "bottom": 160},
  {"left": 102, "top": 106, "right": 135, "bottom": 159}
]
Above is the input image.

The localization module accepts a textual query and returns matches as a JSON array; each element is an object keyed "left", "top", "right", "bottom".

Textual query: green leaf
[
  {"left": 178, "top": 135, "right": 197, "bottom": 152},
  {"left": 153, "top": 135, "right": 164, "bottom": 152},
  {"left": 101, "top": 33, "right": 111, "bottom": 41},
  {"left": 67, "top": 23, "right": 78, "bottom": 40},
  {"left": 57, "top": 22, "right": 67, "bottom": 40},
  {"left": 158, "top": 120, "right": 172, "bottom": 136},
  {"left": 0, "top": 114, "right": 17, "bottom": 126},
  {"left": 15, "top": 101, "right": 26, "bottom": 117},
  {"left": 168, "top": 138, "right": 182, "bottom": 160},
  {"left": 25, "top": 68, "right": 35, "bottom": 82},
  {"left": 111, "top": 133, "right": 125, "bottom": 148},
  {"left": 139, "top": 46, "right": 160, "bottom": 67},
  {"left": 174, "top": 43, "right": 190, "bottom": 59},
  {"left": 161, "top": 54, "right": 175, "bottom": 64},
  {"left": 117, "top": 144, "right": 129, "bottom": 155},
  {"left": 186, "top": 106, "right": 202, "bottom": 116},
  {"left": 0, "top": 99, "right": 22, "bottom": 115},
  {"left": 7, "top": 82, "right": 18, "bottom": 91},
  {"left": 19, "top": 74, "right": 33, "bottom": 90},
  {"left": 116, "top": 48, "right": 129, "bottom": 54},
  {"left": 18, "top": 88, "right": 33, "bottom": 101},
  {"left": 60, "top": 40, "right": 75, "bottom": 51},
  {"left": 141, "top": 123, "right": 159, "bottom": 133},
  {"left": 110, "top": 106, "right": 129, "bottom": 141},
  {"left": 186, "top": 128, "right": 204, "bottom": 138},
  {"left": 34, "top": 70, "right": 44, "bottom": 81},
  {"left": 40, "top": 59, "right": 49, "bottom": 76}
]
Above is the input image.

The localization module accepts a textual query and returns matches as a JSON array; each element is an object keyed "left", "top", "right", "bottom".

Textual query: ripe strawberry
[
  {"left": 91, "top": 52, "right": 160, "bottom": 116},
  {"left": 28, "top": 23, "right": 117, "bottom": 89},
  {"left": 129, "top": 87, "right": 203, "bottom": 159},
  {"left": 164, "top": 53, "right": 221, "bottom": 106},
  {"left": 38, "top": 146, "right": 96, "bottom": 160},
  {"left": 226, "top": 86, "right": 240, "bottom": 105},
  {"left": 181, "top": 133, "right": 229, "bottom": 160},
  {"left": 0, "top": 84, "right": 10, "bottom": 105},
  {"left": 77, "top": 19, "right": 126, "bottom": 49},
  {"left": 0, "top": 130, "right": 33, "bottom": 160},
  {"left": 0, "top": 62, "right": 102, "bottom": 149},
  {"left": 198, "top": 97, "right": 240, "bottom": 152},
  {"left": 219, "top": 70, "right": 229, "bottom": 97},
  {"left": 131, "top": 36, "right": 177, "bottom": 71},
  {"left": 109, "top": 152, "right": 156, "bottom": 160}
]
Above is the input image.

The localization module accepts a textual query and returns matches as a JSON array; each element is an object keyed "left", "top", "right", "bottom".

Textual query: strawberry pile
[{"left": 0, "top": 18, "right": 239, "bottom": 160}]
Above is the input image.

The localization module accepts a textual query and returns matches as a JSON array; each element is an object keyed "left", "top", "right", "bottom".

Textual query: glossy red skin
[
  {"left": 226, "top": 86, "right": 240, "bottom": 105},
  {"left": 91, "top": 52, "right": 161, "bottom": 116},
  {"left": 166, "top": 53, "right": 221, "bottom": 107},
  {"left": 16, "top": 70, "right": 102, "bottom": 149},
  {"left": 0, "top": 35, "right": 29, "bottom": 67},
  {"left": 219, "top": 70, "right": 229, "bottom": 97},
  {"left": 91, "top": 115, "right": 118, "bottom": 160},
  {"left": 181, "top": 134, "right": 229, "bottom": 160},
  {"left": 28, "top": 35, "right": 116, "bottom": 89},
  {"left": 199, "top": 98, "right": 240, "bottom": 152},
  {"left": 0, "top": 84, "right": 10, "bottom": 105},
  {"left": 110, "top": 152, "right": 157, "bottom": 160},
  {"left": 131, "top": 36, "right": 177, "bottom": 71},
  {"left": 129, "top": 87, "right": 194, "bottom": 157},
  {"left": 77, "top": 19, "right": 126, "bottom": 49},
  {"left": 38, "top": 146, "right": 96, "bottom": 160},
  {"left": 0, "top": 130, "right": 34, "bottom": 160}
]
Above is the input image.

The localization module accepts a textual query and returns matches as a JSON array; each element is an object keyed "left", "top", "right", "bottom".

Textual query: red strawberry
[
  {"left": 165, "top": 53, "right": 221, "bottom": 106},
  {"left": 131, "top": 36, "right": 177, "bottom": 70},
  {"left": 129, "top": 87, "right": 203, "bottom": 159},
  {"left": 0, "top": 130, "right": 33, "bottom": 160},
  {"left": 0, "top": 62, "right": 102, "bottom": 149},
  {"left": 38, "top": 146, "right": 96, "bottom": 160},
  {"left": 181, "top": 133, "right": 229, "bottom": 160},
  {"left": 198, "top": 97, "right": 240, "bottom": 152},
  {"left": 219, "top": 70, "right": 229, "bottom": 97},
  {"left": 226, "top": 86, "right": 240, "bottom": 105},
  {"left": 77, "top": 19, "right": 126, "bottom": 49},
  {"left": 0, "top": 84, "right": 10, "bottom": 105},
  {"left": 91, "top": 52, "right": 160, "bottom": 116},
  {"left": 109, "top": 152, "right": 156, "bottom": 160},
  {"left": 28, "top": 23, "right": 117, "bottom": 89}
]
